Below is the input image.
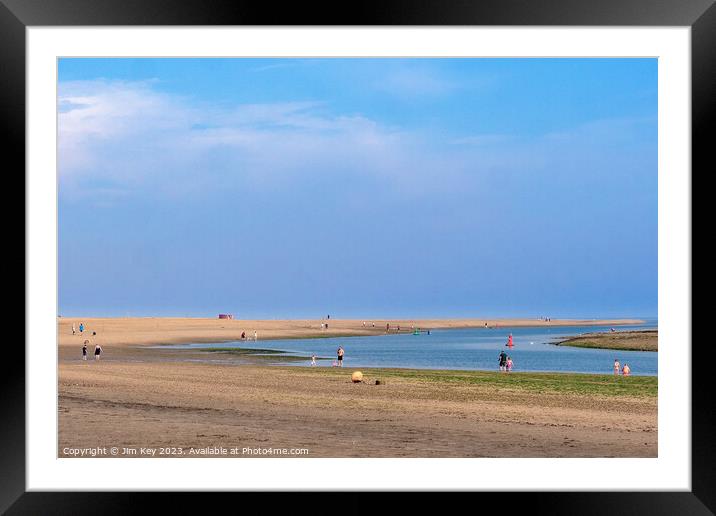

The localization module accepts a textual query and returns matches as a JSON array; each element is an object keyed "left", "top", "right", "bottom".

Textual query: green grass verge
[{"left": 298, "top": 367, "right": 658, "bottom": 398}]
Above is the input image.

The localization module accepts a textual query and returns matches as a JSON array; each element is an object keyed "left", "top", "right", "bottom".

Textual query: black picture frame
[{"left": 5, "top": 0, "right": 709, "bottom": 513}]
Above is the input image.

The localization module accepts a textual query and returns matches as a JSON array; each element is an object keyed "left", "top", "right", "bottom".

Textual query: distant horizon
[
  {"left": 56, "top": 310, "right": 658, "bottom": 321},
  {"left": 58, "top": 58, "right": 657, "bottom": 318}
]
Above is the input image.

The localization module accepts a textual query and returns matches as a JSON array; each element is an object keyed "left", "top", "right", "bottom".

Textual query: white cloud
[{"left": 58, "top": 80, "right": 475, "bottom": 202}]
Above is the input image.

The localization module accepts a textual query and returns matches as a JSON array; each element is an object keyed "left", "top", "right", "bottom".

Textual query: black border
[{"left": 5, "top": 0, "right": 710, "bottom": 513}]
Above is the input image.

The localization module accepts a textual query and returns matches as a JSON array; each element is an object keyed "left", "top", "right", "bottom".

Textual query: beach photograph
[{"left": 57, "top": 57, "right": 657, "bottom": 459}]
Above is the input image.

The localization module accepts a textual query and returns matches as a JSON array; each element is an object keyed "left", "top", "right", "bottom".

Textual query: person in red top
[
  {"left": 506, "top": 334, "right": 513, "bottom": 348},
  {"left": 622, "top": 363, "right": 631, "bottom": 376}
]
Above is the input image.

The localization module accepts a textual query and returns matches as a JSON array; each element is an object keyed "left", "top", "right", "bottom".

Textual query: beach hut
[{"left": 218, "top": 314, "right": 233, "bottom": 320}]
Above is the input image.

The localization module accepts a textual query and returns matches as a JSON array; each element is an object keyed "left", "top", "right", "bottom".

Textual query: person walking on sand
[
  {"left": 94, "top": 343, "right": 102, "bottom": 361},
  {"left": 337, "top": 346, "right": 344, "bottom": 367},
  {"left": 311, "top": 354, "right": 317, "bottom": 367},
  {"left": 82, "top": 341, "right": 88, "bottom": 361},
  {"left": 622, "top": 363, "right": 631, "bottom": 376},
  {"left": 72, "top": 323, "right": 76, "bottom": 335},
  {"left": 254, "top": 330, "right": 258, "bottom": 341},
  {"left": 506, "top": 356, "right": 513, "bottom": 372},
  {"left": 614, "top": 359, "right": 621, "bottom": 376},
  {"left": 79, "top": 322, "right": 84, "bottom": 334},
  {"left": 498, "top": 350, "right": 508, "bottom": 372}
]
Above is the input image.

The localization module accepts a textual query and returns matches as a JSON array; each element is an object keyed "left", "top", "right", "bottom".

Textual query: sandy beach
[
  {"left": 58, "top": 317, "right": 656, "bottom": 458},
  {"left": 58, "top": 317, "right": 644, "bottom": 350}
]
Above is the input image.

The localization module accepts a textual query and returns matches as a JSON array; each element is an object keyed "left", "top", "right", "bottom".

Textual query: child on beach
[
  {"left": 622, "top": 363, "right": 631, "bottom": 376},
  {"left": 311, "top": 354, "right": 317, "bottom": 366},
  {"left": 337, "top": 346, "right": 344, "bottom": 367},
  {"left": 506, "top": 356, "right": 513, "bottom": 372},
  {"left": 82, "top": 341, "right": 88, "bottom": 361},
  {"left": 614, "top": 359, "right": 621, "bottom": 375},
  {"left": 94, "top": 343, "right": 102, "bottom": 360}
]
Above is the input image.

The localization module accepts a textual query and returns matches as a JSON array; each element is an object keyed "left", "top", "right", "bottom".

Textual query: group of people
[
  {"left": 614, "top": 359, "right": 631, "bottom": 376},
  {"left": 82, "top": 340, "right": 103, "bottom": 361},
  {"left": 310, "top": 346, "right": 345, "bottom": 367},
  {"left": 498, "top": 350, "right": 514, "bottom": 372},
  {"left": 73, "top": 322, "right": 102, "bottom": 361},
  {"left": 239, "top": 331, "right": 258, "bottom": 340}
]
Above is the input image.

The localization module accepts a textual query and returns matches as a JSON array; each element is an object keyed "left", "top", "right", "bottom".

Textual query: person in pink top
[
  {"left": 506, "top": 356, "right": 513, "bottom": 372},
  {"left": 614, "top": 359, "right": 621, "bottom": 375}
]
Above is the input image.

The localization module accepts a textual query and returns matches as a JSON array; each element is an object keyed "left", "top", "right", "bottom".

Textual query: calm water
[{"left": 165, "top": 319, "right": 657, "bottom": 376}]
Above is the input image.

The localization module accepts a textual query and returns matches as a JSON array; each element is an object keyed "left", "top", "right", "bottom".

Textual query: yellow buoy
[{"left": 351, "top": 371, "right": 363, "bottom": 383}]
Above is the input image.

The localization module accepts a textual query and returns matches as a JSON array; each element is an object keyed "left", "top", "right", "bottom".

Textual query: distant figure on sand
[
  {"left": 498, "top": 350, "right": 508, "bottom": 372},
  {"left": 82, "top": 341, "right": 88, "bottom": 361},
  {"left": 241, "top": 331, "right": 246, "bottom": 340},
  {"left": 72, "top": 323, "right": 76, "bottom": 335},
  {"left": 506, "top": 356, "right": 513, "bottom": 372},
  {"left": 311, "top": 354, "right": 317, "bottom": 366},
  {"left": 94, "top": 343, "right": 102, "bottom": 361},
  {"left": 622, "top": 363, "right": 631, "bottom": 376},
  {"left": 254, "top": 331, "right": 258, "bottom": 341},
  {"left": 337, "top": 346, "right": 344, "bottom": 367},
  {"left": 79, "top": 322, "right": 84, "bottom": 333},
  {"left": 614, "top": 359, "right": 621, "bottom": 375}
]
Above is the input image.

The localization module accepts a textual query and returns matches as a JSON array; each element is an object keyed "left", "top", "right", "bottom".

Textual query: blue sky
[{"left": 58, "top": 58, "right": 657, "bottom": 318}]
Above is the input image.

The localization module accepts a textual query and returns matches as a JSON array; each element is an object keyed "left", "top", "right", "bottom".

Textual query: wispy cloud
[
  {"left": 58, "top": 80, "right": 479, "bottom": 203},
  {"left": 58, "top": 79, "right": 655, "bottom": 207}
]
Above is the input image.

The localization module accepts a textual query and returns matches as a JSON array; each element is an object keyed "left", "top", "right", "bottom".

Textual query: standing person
[
  {"left": 94, "top": 342, "right": 102, "bottom": 361},
  {"left": 506, "top": 334, "right": 514, "bottom": 348},
  {"left": 311, "top": 354, "right": 317, "bottom": 367},
  {"left": 79, "top": 322, "right": 84, "bottom": 334},
  {"left": 498, "top": 350, "right": 508, "bottom": 372},
  {"left": 622, "top": 363, "right": 631, "bottom": 376},
  {"left": 82, "top": 341, "right": 88, "bottom": 361},
  {"left": 241, "top": 331, "right": 246, "bottom": 340},
  {"left": 337, "top": 346, "right": 344, "bottom": 367},
  {"left": 614, "top": 359, "right": 621, "bottom": 376},
  {"left": 72, "top": 323, "right": 76, "bottom": 335},
  {"left": 254, "top": 330, "right": 258, "bottom": 341},
  {"left": 506, "top": 356, "right": 513, "bottom": 372},
  {"left": 386, "top": 323, "right": 390, "bottom": 333}
]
